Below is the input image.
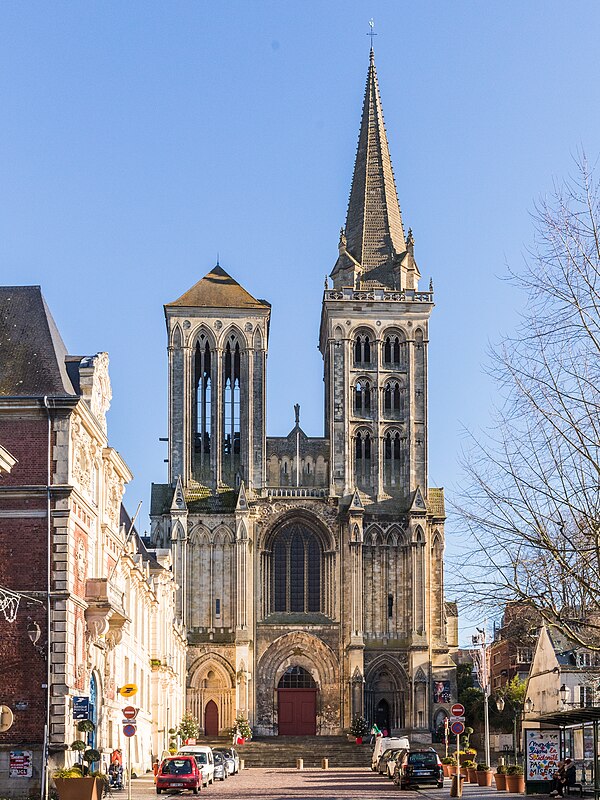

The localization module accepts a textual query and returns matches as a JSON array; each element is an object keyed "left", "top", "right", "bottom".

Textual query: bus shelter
[{"left": 527, "top": 709, "right": 600, "bottom": 797}]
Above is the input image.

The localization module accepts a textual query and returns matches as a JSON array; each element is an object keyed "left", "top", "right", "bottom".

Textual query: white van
[
  {"left": 178, "top": 746, "right": 215, "bottom": 786},
  {"left": 371, "top": 736, "right": 410, "bottom": 771}
]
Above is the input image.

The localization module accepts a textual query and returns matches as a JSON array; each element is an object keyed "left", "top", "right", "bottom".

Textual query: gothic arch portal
[
  {"left": 364, "top": 656, "right": 409, "bottom": 733},
  {"left": 255, "top": 631, "right": 340, "bottom": 736},
  {"left": 188, "top": 654, "right": 236, "bottom": 736}
]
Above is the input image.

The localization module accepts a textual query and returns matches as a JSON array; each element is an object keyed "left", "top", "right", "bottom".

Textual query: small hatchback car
[
  {"left": 394, "top": 749, "right": 444, "bottom": 789},
  {"left": 156, "top": 755, "right": 201, "bottom": 795}
]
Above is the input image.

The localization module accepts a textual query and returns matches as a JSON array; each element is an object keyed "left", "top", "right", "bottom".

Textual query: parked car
[
  {"left": 377, "top": 747, "right": 404, "bottom": 776},
  {"left": 213, "top": 747, "right": 239, "bottom": 775},
  {"left": 212, "top": 751, "right": 228, "bottom": 781},
  {"left": 156, "top": 755, "right": 201, "bottom": 795},
  {"left": 394, "top": 749, "right": 444, "bottom": 789},
  {"left": 178, "top": 746, "right": 215, "bottom": 786},
  {"left": 386, "top": 749, "right": 408, "bottom": 779},
  {"left": 371, "top": 737, "right": 410, "bottom": 771}
]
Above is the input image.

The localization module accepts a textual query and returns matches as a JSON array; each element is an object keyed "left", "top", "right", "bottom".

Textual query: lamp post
[{"left": 473, "top": 629, "right": 491, "bottom": 768}]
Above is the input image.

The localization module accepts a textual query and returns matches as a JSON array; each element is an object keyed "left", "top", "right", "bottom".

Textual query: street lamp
[
  {"left": 560, "top": 685, "right": 568, "bottom": 706},
  {"left": 495, "top": 696, "right": 505, "bottom": 713},
  {"left": 27, "top": 620, "right": 41, "bottom": 646}
]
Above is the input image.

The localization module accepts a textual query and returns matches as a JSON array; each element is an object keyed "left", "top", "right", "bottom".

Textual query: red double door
[{"left": 277, "top": 688, "right": 317, "bottom": 735}]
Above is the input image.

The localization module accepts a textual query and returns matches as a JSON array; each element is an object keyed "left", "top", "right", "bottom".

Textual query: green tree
[{"left": 178, "top": 711, "right": 200, "bottom": 741}]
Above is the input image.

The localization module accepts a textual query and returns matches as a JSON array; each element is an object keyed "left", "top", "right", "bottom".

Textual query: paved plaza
[{"left": 122, "top": 769, "right": 534, "bottom": 800}]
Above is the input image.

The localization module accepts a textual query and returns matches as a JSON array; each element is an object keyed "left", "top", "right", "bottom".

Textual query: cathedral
[{"left": 150, "top": 50, "right": 457, "bottom": 740}]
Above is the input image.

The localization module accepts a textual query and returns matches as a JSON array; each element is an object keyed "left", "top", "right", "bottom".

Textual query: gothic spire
[{"left": 333, "top": 51, "right": 407, "bottom": 288}]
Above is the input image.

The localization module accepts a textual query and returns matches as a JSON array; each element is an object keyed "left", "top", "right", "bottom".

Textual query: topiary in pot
[{"left": 476, "top": 764, "right": 493, "bottom": 786}]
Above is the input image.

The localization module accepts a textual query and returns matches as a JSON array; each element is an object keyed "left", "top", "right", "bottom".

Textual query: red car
[{"left": 156, "top": 755, "right": 201, "bottom": 795}]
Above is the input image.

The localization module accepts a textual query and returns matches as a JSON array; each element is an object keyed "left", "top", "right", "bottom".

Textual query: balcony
[
  {"left": 85, "top": 578, "right": 129, "bottom": 644},
  {"left": 263, "top": 487, "right": 329, "bottom": 499},
  {"left": 324, "top": 288, "right": 433, "bottom": 303}
]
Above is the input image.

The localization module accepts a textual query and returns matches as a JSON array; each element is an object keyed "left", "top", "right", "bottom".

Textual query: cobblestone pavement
[{"left": 119, "top": 769, "right": 536, "bottom": 800}]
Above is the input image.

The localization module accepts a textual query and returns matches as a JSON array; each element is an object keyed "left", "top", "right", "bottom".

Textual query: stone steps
[{"left": 194, "top": 736, "right": 373, "bottom": 768}]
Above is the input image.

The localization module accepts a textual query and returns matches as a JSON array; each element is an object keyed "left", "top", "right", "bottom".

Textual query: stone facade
[
  {"left": 150, "top": 52, "right": 456, "bottom": 740},
  {"left": 0, "top": 287, "right": 186, "bottom": 798}
]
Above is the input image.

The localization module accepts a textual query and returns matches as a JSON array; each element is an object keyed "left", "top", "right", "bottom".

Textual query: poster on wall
[
  {"left": 10, "top": 750, "right": 33, "bottom": 778},
  {"left": 526, "top": 730, "right": 560, "bottom": 781},
  {"left": 433, "top": 680, "right": 452, "bottom": 704}
]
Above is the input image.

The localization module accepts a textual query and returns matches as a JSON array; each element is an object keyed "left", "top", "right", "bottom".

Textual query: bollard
[
  {"left": 450, "top": 773, "right": 464, "bottom": 798},
  {"left": 239, "top": 758, "right": 245, "bottom": 771},
  {"left": 321, "top": 758, "right": 329, "bottom": 770},
  {"left": 296, "top": 758, "right": 304, "bottom": 770}
]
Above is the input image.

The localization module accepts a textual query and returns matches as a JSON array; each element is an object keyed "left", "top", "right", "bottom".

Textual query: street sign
[
  {"left": 123, "top": 724, "right": 137, "bottom": 737},
  {"left": 119, "top": 684, "right": 138, "bottom": 698},
  {"left": 73, "top": 697, "right": 90, "bottom": 720},
  {"left": 451, "top": 703, "right": 465, "bottom": 716},
  {"left": 122, "top": 706, "right": 137, "bottom": 720},
  {"left": 450, "top": 715, "right": 465, "bottom": 723},
  {"left": 451, "top": 720, "right": 465, "bottom": 736}
]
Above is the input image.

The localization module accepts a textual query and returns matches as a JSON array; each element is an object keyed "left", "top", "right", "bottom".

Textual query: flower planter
[
  {"left": 448, "top": 766, "right": 458, "bottom": 776},
  {"left": 442, "top": 765, "right": 450, "bottom": 777},
  {"left": 477, "top": 771, "right": 493, "bottom": 787},
  {"left": 467, "top": 767, "right": 479, "bottom": 783},
  {"left": 505, "top": 774, "right": 525, "bottom": 793},
  {"left": 494, "top": 773, "right": 507, "bottom": 791},
  {"left": 54, "top": 777, "right": 100, "bottom": 800}
]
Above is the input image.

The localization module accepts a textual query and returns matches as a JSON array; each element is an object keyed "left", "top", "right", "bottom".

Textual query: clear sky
[{"left": 2, "top": 2, "right": 599, "bottom": 638}]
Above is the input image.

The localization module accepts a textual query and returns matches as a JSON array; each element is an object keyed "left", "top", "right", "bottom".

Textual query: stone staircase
[{"left": 197, "top": 736, "right": 373, "bottom": 768}]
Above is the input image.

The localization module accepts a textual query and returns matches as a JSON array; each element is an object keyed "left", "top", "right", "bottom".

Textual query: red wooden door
[
  {"left": 277, "top": 688, "right": 316, "bottom": 735},
  {"left": 204, "top": 700, "right": 219, "bottom": 735}
]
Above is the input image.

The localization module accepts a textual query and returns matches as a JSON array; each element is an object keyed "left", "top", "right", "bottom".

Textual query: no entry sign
[
  {"left": 451, "top": 703, "right": 465, "bottom": 717},
  {"left": 122, "top": 706, "right": 137, "bottom": 720}
]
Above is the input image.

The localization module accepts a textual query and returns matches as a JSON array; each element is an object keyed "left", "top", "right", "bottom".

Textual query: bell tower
[
  {"left": 320, "top": 50, "right": 432, "bottom": 503},
  {"left": 164, "top": 264, "right": 271, "bottom": 492}
]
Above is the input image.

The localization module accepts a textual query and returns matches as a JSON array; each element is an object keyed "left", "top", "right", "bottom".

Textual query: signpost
[
  {"left": 121, "top": 703, "right": 138, "bottom": 800},
  {"left": 451, "top": 703, "right": 465, "bottom": 717},
  {"left": 72, "top": 697, "right": 90, "bottom": 720},
  {"left": 451, "top": 720, "right": 465, "bottom": 736},
  {"left": 450, "top": 704, "right": 466, "bottom": 798}
]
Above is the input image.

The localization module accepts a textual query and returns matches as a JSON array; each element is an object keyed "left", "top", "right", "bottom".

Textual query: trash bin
[
  {"left": 321, "top": 758, "right": 329, "bottom": 770},
  {"left": 450, "top": 773, "right": 464, "bottom": 797},
  {"left": 296, "top": 758, "right": 303, "bottom": 770}
]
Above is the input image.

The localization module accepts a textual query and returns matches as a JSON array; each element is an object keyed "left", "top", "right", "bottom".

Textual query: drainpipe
[{"left": 42, "top": 396, "right": 52, "bottom": 800}]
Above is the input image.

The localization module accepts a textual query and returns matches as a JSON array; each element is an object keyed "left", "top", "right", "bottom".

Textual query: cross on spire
[{"left": 366, "top": 18, "right": 377, "bottom": 51}]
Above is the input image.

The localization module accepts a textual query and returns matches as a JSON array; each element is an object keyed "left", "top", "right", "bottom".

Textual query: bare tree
[{"left": 453, "top": 155, "right": 600, "bottom": 649}]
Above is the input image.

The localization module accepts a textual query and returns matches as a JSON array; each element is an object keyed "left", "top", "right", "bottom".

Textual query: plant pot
[
  {"left": 460, "top": 767, "right": 467, "bottom": 777},
  {"left": 477, "top": 771, "right": 493, "bottom": 787},
  {"left": 54, "top": 777, "right": 99, "bottom": 800},
  {"left": 442, "top": 765, "right": 450, "bottom": 777},
  {"left": 494, "top": 773, "right": 507, "bottom": 791},
  {"left": 448, "top": 766, "right": 458, "bottom": 776},
  {"left": 505, "top": 774, "right": 525, "bottom": 793},
  {"left": 467, "top": 767, "right": 479, "bottom": 783},
  {"left": 355, "top": 736, "right": 362, "bottom": 744}
]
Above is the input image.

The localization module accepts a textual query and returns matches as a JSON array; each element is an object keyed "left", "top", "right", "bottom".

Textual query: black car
[{"left": 394, "top": 749, "right": 444, "bottom": 789}]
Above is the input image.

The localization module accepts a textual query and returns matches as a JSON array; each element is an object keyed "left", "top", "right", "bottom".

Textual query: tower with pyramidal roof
[{"left": 150, "top": 49, "right": 457, "bottom": 740}]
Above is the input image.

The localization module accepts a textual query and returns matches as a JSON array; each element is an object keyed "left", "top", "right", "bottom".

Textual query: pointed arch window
[
  {"left": 355, "top": 380, "right": 371, "bottom": 415},
  {"left": 271, "top": 522, "right": 322, "bottom": 613},
  {"left": 223, "top": 336, "right": 241, "bottom": 482},
  {"left": 355, "top": 430, "right": 372, "bottom": 488},
  {"left": 383, "top": 335, "right": 404, "bottom": 366},
  {"left": 194, "top": 338, "right": 212, "bottom": 480},
  {"left": 384, "top": 381, "right": 401, "bottom": 414},
  {"left": 354, "top": 334, "right": 372, "bottom": 366},
  {"left": 384, "top": 430, "right": 402, "bottom": 487}
]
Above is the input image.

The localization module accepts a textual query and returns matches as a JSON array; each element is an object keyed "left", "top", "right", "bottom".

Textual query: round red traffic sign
[
  {"left": 451, "top": 703, "right": 465, "bottom": 717},
  {"left": 123, "top": 706, "right": 137, "bottom": 720},
  {"left": 451, "top": 720, "right": 465, "bottom": 736},
  {"left": 123, "top": 723, "right": 137, "bottom": 738}
]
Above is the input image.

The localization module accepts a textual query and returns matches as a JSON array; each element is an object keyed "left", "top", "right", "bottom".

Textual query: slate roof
[
  {"left": 0, "top": 286, "right": 76, "bottom": 396},
  {"left": 334, "top": 51, "right": 406, "bottom": 282},
  {"left": 166, "top": 266, "right": 270, "bottom": 310},
  {"left": 150, "top": 482, "right": 237, "bottom": 516}
]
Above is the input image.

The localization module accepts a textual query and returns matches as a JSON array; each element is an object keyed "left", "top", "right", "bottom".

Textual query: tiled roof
[
  {"left": 428, "top": 488, "right": 445, "bottom": 517},
  {"left": 150, "top": 481, "right": 237, "bottom": 515},
  {"left": 0, "top": 285, "right": 75, "bottom": 396},
  {"left": 166, "top": 266, "right": 270, "bottom": 310}
]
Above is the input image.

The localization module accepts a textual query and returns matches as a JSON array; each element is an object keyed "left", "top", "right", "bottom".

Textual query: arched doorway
[
  {"left": 376, "top": 698, "right": 390, "bottom": 734},
  {"left": 204, "top": 700, "right": 219, "bottom": 736},
  {"left": 277, "top": 666, "right": 316, "bottom": 736}
]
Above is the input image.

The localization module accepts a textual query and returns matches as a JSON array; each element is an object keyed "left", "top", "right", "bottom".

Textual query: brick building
[
  {"left": 489, "top": 603, "right": 539, "bottom": 693},
  {"left": 150, "top": 51, "right": 457, "bottom": 740},
  {"left": 0, "top": 286, "right": 185, "bottom": 799}
]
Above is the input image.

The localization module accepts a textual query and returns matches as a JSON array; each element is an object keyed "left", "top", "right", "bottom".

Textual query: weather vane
[{"left": 367, "top": 19, "right": 377, "bottom": 49}]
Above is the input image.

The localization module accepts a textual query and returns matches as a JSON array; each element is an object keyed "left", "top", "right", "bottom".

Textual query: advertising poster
[
  {"left": 433, "top": 680, "right": 451, "bottom": 704},
  {"left": 526, "top": 730, "right": 560, "bottom": 781},
  {"left": 9, "top": 750, "right": 33, "bottom": 778}
]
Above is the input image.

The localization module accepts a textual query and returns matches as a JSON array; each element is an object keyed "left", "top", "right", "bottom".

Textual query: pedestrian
[
  {"left": 153, "top": 758, "right": 160, "bottom": 784},
  {"left": 550, "top": 761, "right": 567, "bottom": 796}
]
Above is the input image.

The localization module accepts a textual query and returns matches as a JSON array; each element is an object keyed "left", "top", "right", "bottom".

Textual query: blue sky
[{"left": 2, "top": 2, "right": 599, "bottom": 637}]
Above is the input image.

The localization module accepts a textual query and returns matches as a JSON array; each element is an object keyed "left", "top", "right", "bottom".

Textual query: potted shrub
[
  {"left": 178, "top": 711, "right": 200, "bottom": 745},
  {"left": 232, "top": 714, "right": 253, "bottom": 743},
  {"left": 53, "top": 768, "right": 101, "bottom": 800},
  {"left": 494, "top": 763, "right": 507, "bottom": 791},
  {"left": 441, "top": 756, "right": 456, "bottom": 777},
  {"left": 463, "top": 760, "right": 478, "bottom": 783},
  {"left": 349, "top": 715, "right": 370, "bottom": 744},
  {"left": 443, "top": 756, "right": 458, "bottom": 776},
  {"left": 476, "top": 763, "right": 493, "bottom": 787},
  {"left": 505, "top": 764, "right": 525, "bottom": 793},
  {"left": 464, "top": 747, "right": 477, "bottom": 760}
]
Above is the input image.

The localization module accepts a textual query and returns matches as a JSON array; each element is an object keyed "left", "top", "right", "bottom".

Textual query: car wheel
[
  {"left": 156, "top": 790, "right": 161, "bottom": 796},
  {"left": 437, "top": 782, "right": 444, "bottom": 788}
]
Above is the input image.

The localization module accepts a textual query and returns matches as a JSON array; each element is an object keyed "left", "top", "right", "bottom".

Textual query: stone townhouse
[
  {"left": 0, "top": 286, "right": 185, "bottom": 799},
  {"left": 150, "top": 50, "right": 457, "bottom": 740}
]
